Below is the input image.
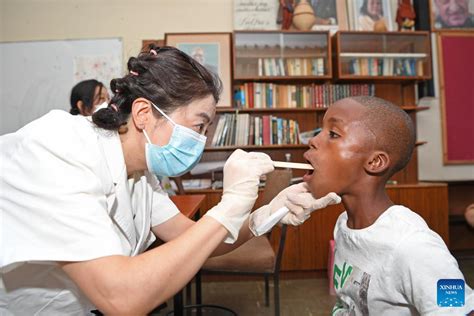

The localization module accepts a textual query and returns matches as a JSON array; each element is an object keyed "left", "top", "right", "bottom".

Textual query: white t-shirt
[
  {"left": 0, "top": 110, "right": 180, "bottom": 315},
  {"left": 332, "top": 205, "right": 473, "bottom": 315}
]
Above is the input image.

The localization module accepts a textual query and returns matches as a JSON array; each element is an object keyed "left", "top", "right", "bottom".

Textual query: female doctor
[{"left": 0, "top": 46, "right": 339, "bottom": 315}]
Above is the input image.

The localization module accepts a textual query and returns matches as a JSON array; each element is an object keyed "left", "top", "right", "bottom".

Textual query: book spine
[{"left": 262, "top": 115, "right": 270, "bottom": 145}]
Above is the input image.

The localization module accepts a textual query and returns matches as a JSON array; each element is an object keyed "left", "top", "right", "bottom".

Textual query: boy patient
[{"left": 303, "top": 96, "right": 473, "bottom": 315}]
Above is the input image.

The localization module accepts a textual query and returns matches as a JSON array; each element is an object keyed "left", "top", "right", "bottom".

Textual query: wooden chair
[{"left": 195, "top": 169, "right": 293, "bottom": 316}]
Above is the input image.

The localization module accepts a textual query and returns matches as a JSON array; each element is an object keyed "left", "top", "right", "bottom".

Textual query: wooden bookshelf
[
  {"left": 174, "top": 31, "right": 447, "bottom": 271},
  {"left": 333, "top": 31, "right": 432, "bottom": 80},
  {"left": 198, "top": 31, "right": 434, "bottom": 183},
  {"left": 233, "top": 31, "right": 332, "bottom": 80}
]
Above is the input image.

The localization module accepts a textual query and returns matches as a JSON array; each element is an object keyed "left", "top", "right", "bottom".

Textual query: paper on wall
[
  {"left": 73, "top": 55, "right": 122, "bottom": 92},
  {"left": 234, "top": 0, "right": 278, "bottom": 30}
]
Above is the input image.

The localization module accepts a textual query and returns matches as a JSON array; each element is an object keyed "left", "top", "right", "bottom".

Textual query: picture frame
[
  {"left": 429, "top": 0, "right": 474, "bottom": 31},
  {"left": 233, "top": 0, "right": 278, "bottom": 30},
  {"left": 309, "top": 0, "right": 348, "bottom": 32},
  {"left": 165, "top": 33, "right": 233, "bottom": 108},
  {"left": 141, "top": 39, "right": 165, "bottom": 53},
  {"left": 351, "top": 0, "right": 394, "bottom": 31}
]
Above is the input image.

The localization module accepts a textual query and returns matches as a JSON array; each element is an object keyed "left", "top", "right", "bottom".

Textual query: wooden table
[
  {"left": 170, "top": 194, "right": 205, "bottom": 219},
  {"left": 169, "top": 194, "right": 206, "bottom": 316}
]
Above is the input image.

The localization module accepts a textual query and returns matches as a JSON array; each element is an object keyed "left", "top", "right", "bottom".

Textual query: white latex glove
[
  {"left": 205, "top": 149, "right": 274, "bottom": 243},
  {"left": 249, "top": 182, "right": 341, "bottom": 236}
]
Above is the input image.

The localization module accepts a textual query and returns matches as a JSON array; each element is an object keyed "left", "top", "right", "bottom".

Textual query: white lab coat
[{"left": 0, "top": 110, "right": 180, "bottom": 315}]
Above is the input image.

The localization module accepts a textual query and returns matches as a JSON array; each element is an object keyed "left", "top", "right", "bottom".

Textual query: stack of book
[
  {"left": 256, "top": 57, "right": 325, "bottom": 77},
  {"left": 348, "top": 58, "right": 424, "bottom": 76},
  {"left": 211, "top": 114, "right": 300, "bottom": 147},
  {"left": 233, "top": 83, "right": 374, "bottom": 109}
]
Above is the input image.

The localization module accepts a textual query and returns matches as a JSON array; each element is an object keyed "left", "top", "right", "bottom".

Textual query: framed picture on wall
[
  {"left": 141, "top": 39, "right": 165, "bottom": 53},
  {"left": 350, "top": 0, "right": 394, "bottom": 31},
  {"left": 309, "top": 0, "right": 349, "bottom": 31},
  {"left": 429, "top": 0, "right": 474, "bottom": 31},
  {"left": 234, "top": 0, "right": 278, "bottom": 30},
  {"left": 165, "top": 33, "right": 233, "bottom": 108}
]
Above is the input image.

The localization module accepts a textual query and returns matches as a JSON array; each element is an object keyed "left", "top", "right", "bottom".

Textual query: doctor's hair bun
[
  {"left": 127, "top": 57, "right": 146, "bottom": 76},
  {"left": 92, "top": 44, "right": 222, "bottom": 131},
  {"left": 92, "top": 104, "right": 123, "bottom": 130}
]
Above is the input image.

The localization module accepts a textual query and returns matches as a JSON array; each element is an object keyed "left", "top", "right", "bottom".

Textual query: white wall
[{"left": 0, "top": 0, "right": 233, "bottom": 63}]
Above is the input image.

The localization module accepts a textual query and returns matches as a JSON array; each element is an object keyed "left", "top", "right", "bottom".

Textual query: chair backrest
[
  {"left": 274, "top": 224, "right": 287, "bottom": 272},
  {"left": 259, "top": 169, "right": 293, "bottom": 205},
  {"left": 259, "top": 169, "right": 292, "bottom": 273}
]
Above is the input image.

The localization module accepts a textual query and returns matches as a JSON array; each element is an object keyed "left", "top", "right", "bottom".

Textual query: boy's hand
[{"left": 249, "top": 182, "right": 341, "bottom": 235}]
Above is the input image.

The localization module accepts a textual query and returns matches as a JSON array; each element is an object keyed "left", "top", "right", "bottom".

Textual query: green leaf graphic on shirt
[{"left": 333, "top": 262, "right": 353, "bottom": 290}]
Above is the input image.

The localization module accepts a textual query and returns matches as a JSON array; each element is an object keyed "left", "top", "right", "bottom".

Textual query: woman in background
[{"left": 70, "top": 79, "right": 110, "bottom": 116}]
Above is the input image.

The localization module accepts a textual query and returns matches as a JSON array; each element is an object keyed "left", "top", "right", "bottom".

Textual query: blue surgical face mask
[{"left": 143, "top": 103, "right": 207, "bottom": 177}]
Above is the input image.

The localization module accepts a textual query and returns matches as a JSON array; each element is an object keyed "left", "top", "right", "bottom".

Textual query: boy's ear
[{"left": 364, "top": 151, "right": 390, "bottom": 175}]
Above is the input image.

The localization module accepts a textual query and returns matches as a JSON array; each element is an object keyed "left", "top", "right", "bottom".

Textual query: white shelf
[{"left": 340, "top": 53, "right": 427, "bottom": 58}]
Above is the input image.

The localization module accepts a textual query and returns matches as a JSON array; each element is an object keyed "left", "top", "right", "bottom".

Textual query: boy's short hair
[{"left": 350, "top": 96, "right": 416, "bottom": 178}]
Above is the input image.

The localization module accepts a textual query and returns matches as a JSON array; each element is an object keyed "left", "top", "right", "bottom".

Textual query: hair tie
[
  {"left": 130, "top": 70, "right": 139, "bottom": 76},
  {"left": 110, "top": 104, "right": 119, "bottom": 112},
  {"left": 150, "top": 49, "right": 158, "bottom": 56}
]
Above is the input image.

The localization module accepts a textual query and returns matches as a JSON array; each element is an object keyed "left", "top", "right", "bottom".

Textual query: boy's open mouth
[
  {"left": 303, "top": 160, "right": 314, "bottom": 182},
  {"left": 306, "top": 160, "right": 314, "bottom": 176}
]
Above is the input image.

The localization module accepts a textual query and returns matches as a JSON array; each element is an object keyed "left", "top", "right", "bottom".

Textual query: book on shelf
[
  {"left": 347, "top": 58, "right": 424, "bottom": 77},
  {"left": 210, "top": 114, "right": 300, "bottom": 147},
  {"left": 233, "top": 83, "right": 374, "bottom": 109},
  {"left": 278, "top": 58, "right": 286, "bottom": 76},
  {"left": 255, "top": 57, "right": 326, "bottom": 77},
  {"left": 211, "top": 115, "right": 226, "bottom": 146}
]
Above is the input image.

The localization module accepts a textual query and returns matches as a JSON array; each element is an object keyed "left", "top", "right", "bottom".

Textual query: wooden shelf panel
[
  {"left": 335, "top": 75, "right": 430, "bottom": 81},
  {"left": 340, "top": 53, "right": 427, "bottom": 58},
  {"left": 185, "top": 182, "right": 448, "bottom": 194},
  {"left": 401, "top": 106, "right": 429, "bottom": 111},
  {"left": 216, "top": 106, "right": 428, "bottom": 113},
  {"left": 234, "top": 76, "right": 331, "bottom": 81},
  {"left": 204, "top": 142, "right": 426, "bottom": 151},
  {"left": 236, "top": 53, "right": 328, "bottom": 59},
  {"left": 216, "top": 107, "right": 327, "bottom": 113}
]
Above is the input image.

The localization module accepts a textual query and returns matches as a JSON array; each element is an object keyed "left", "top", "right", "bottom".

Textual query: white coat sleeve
[
  {"left": 394, "top": 230, "right": 473, "bottom": 315},
  {"left": 145, "top": 172, "right": 180, "bottom": 227},
  {"left": 0, "top": 111, "right": 124, "bottom": 269}
]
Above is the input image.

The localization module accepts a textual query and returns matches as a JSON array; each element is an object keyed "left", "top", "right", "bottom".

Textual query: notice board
[{"left": 437, "top": 32, "right": 474, "bottom": 164}]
